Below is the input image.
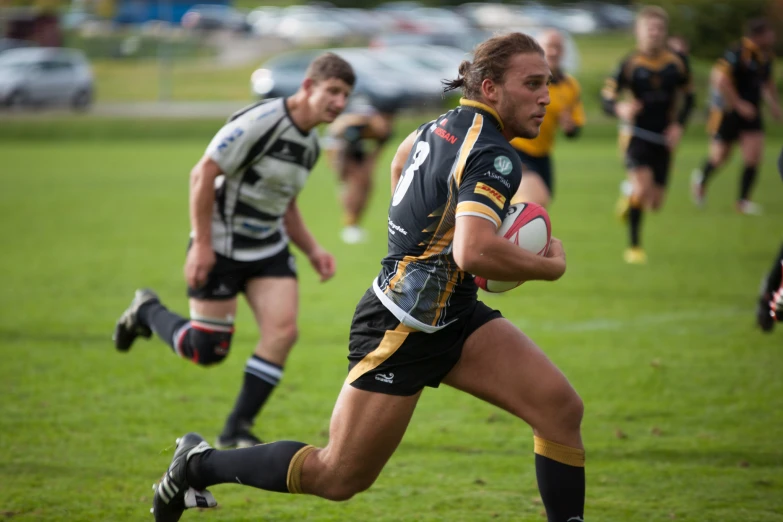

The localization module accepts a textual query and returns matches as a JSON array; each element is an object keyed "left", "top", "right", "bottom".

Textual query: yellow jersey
[{"left": 511, "top": 72, "right": 585, "bottom": 158}]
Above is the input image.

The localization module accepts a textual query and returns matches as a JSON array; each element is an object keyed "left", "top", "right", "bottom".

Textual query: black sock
[
  {"left": 764, "top": 243, "right": 783, "bottom": 296},
  {"left": 221, "top": 355, "right": 282, "bottom": 437},
  {"left": 138, "top": 301, "right": 188, "bottom": 353},
  {"left": 701, "top": 160, "right": 716, "bottom": 185},
  {"left": 534, "top": 437, "right": 585, "bottom": 522},
  {"left": 739, "top": 165, "right": 758, "bottom": 201},
  {"left": 629, "top": 205, "right": 643, "bottom": 247},
  {"left": 187, "top": 441, "right": 311, "bottom": 493}
]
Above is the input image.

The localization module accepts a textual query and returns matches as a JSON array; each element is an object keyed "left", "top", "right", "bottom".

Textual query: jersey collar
[
  {"left": 459, "top": 98, "right": 504, "bottom": 131},
  {"left": 743, "top": 37, "right": 765, "bottom": 57}
]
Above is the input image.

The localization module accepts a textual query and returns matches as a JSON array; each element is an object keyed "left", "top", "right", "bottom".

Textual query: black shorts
[
  {"left": 710, "top": 109, "right": 763, "bottom": 143},
  {"left": 516, "top": 150, "right": 554, "bottom": 195},
  {"left": 624, "top": 136, "right": 671, "bottom": 187},
  {"left": 343, "top": 124, "right": 369, "bottom": 162},
  {"left": 346, "top": 289, "right": 503, "bottom": 396},
  {"left": 187, "top": 246, "right": 297, "bottom": 300}
]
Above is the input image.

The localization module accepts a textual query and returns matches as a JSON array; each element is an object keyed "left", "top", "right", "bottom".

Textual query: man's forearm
[{"left": 190, "top": 167, "right": 216, "bottom": 246}]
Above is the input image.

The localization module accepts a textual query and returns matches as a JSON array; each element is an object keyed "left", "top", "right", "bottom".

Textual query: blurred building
[
  {"left": 2, "top": 7, "right": 63, "bottom": 47},
  {"left": 113, "top": 0, "right": 230, "bottom": 25}
]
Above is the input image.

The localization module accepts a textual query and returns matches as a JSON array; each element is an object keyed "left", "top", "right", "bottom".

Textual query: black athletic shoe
[
  {"left": 215, "top": 429, "right": 263, "bottom": 450},
  {"left": 757, "top": 295, "right": 775, "bottom": 333},
  {"left": 152, "top": 433, "right": 213, "bottom": 522},
  {"left": 113, "top": 289, "right": 158, "bottom": 351}
]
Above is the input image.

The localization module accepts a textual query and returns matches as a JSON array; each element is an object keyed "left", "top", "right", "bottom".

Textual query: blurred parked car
[
  {"left": 0, "top": 47, "right": 94, "bottom": 110},
  {"left": 250, "top": 47, "right": 443, "bottom": 112},
  {"left": 0, "top": 38, "right": 34, "bottom": 53},
  {"left": 181, "top": 4, "right": 251, "bottom": 33}
]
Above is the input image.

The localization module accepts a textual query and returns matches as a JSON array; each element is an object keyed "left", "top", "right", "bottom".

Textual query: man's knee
[
  {"left": 270, "top": 322, "right": 299, "bottom": 350},
  {"left": 319, "top": 472, "right": 376, "bottom": 502},
  {"left": 545, "top": 383, "right": 584, "bottom": 432},
  {"left": 179, "top": 324, "right": 233, "bottom": 366}
]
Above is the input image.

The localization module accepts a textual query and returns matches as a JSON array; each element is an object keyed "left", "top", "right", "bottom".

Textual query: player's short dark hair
[
  {"left": 443, "top": 32, "right": 544, "bottom": 99},
  {"left": 636, "top": 5, "right": 669, "bottom": 25},
  {"left": 305, "top": 52, "right": 356, "bottom": 87},
  {"left": 745, "top": 18, "right": 772, "bottom": 38}
]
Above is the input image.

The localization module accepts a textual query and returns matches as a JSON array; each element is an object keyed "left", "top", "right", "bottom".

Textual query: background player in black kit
[
  {"left": 148, "top": 33, "right": 585, "bottom": 522},
  {"left": 601, "top": 6, "right": 694, "bottom": 264},
  {"left": 692, "top": 18, "right": 781, "bottom": 214},
  {"left": 757, "top": 146, "right": 783, "bottom": 332}
]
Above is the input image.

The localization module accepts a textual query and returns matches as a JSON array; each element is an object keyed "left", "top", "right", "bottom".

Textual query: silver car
[{"left": 0, "top": 47, "right": 94, "bottom": 111}]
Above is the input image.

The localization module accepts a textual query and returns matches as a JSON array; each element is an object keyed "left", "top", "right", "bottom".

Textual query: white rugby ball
[{"left": 474, "top": 202, "right": 552, "bottom": 293}]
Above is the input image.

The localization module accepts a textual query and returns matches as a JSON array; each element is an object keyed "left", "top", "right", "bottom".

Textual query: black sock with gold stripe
[
  {"left": 628, "top": 199, "right": 643, "bottom": 248},
  {"left": 186, "top": 441, "right": 315, "bottom": 494},
  {"left": 534, "top": 436, "right": 585, "bottom": 522}
]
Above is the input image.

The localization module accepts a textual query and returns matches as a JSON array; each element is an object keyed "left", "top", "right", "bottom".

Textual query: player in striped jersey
[
  {"left": 149, "top": 33, "right": 585, "bottom": 522},
  {"left": 113, "top": 53, "right": 355, "bottom": 449}
]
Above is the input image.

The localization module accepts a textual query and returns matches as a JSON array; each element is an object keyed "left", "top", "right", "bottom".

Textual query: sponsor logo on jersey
[
  {"left": 217, "top": 127, "right": 245, "bottom": 151},
  {"left": 494, "top": 155, "right": 513, "bottom": 175},
  {"left": 474, "top": 182, "right": 506, "bottom": 209},
  {"left": 388, "top": 218, "right": 408, "bottom": 236},
  {"left": 483, "top": 170, "right": 511, "bottom": 189},
  {"left": 433, "top": 125, "right": 459, "bottom": 145}
]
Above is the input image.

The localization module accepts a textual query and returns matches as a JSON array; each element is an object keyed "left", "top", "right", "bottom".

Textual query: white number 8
[{"left": 392, "top": 141, "right": 430, "bottom": 206}]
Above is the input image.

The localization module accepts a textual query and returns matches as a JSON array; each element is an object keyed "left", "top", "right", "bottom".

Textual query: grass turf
[{"left": 0, "top": 118, "right": 781, "bottom": 521}]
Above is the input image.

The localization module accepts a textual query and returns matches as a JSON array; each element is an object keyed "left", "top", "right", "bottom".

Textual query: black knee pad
[{"left": 180, "top": 326, "right": 233, "bottom": 366}]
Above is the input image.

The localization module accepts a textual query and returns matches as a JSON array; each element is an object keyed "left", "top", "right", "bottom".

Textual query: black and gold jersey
[
  {"left": 373, "top": 99, "right": 522, "bottom": 333},
  {"left": 602, "top": 49, "right": 692, "bottom": 135},
  {"left": 714, "top": 37, "right": 773, "bottom": 107}
]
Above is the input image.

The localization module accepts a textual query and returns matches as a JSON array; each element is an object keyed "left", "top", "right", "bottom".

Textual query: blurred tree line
[{"left": 648, "top": 0, "right": 781, "bottom": 58}]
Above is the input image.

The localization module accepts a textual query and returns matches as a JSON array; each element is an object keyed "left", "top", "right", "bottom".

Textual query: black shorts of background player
[
  {"left": 325, "top": 96, "right": 397, "bottom": 244},
  {"left": 112, "top": 53, "right": 355, "bottom": 449},
  {"left": 692, "top": 18, "right": 782, "bottom": 215},
  {"left": 601, "top": 6, "right": 695, "bottom": 264},
  {"left": 757, "top": 147, "right": 783, "bottom": 332},
  {"left": 147, "top": 33, "right": 586, "bottom": 522}
]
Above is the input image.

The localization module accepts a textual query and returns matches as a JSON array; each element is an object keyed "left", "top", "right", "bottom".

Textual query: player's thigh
[
  {"left": 443, "top": 318, "right": 583, "bottom": 447},
  {"left": 188, "top": 297, "right": 238, "bottom": 322},
  {"left": 709, "top": 138, "right": 732, "bottom": 165},
  {"left": 514, "top": 171, "right": 551, "bottom": 207},
  {"left": 302, "top": 383, "right": 421, "bottom": 499},
  {"left": 245, "top": 276, "right": 299, "bottom": 334},
  {"left": 739, "top": 131, "right": 764, "bottom": 166},
  {"left": 628, "top": 165, "right": 654, "bottom": 198}
]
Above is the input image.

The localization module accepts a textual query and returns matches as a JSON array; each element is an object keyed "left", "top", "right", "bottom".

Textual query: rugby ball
[{"left": 474, "top": 202, "right": 552, "bottom": 293}]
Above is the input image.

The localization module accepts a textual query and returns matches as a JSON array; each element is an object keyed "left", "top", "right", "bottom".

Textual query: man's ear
[
  {"left": 301, "top": 77, "right": 314, "bottom": 96},
  {"left": 481, "top": 78, "right": 499, "bottom": 103}
]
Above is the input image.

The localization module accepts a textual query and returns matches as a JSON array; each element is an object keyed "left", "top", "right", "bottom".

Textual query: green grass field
[{"left": 1, "top": 117, "right": 782, "bottom": 521}]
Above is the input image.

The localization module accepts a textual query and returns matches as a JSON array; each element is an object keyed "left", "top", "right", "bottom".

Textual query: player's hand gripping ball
[{"left": 474, "top": 202, "right": 552, "bottom": 293}]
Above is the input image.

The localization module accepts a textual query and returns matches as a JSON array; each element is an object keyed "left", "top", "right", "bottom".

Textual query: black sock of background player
[
  {"left": 739, "top": 165, "right": 758, "bottom": 201},
  {"left": 221, "top": 355, "right": 282, "bottom": 437},
  {"left": 763, "top": 243, "right": 783, "bottom": 296},
  {"left": 629, "top": 206, "right": 643, "bottom": 247},
  {"left": 187, "top": 441, "right": 309, "bottom": 493},
  {"left": 138, "top": 301, "right": 188, "bottom": 353},
  {"left": 700, "top": 160, "right": 716, "bottom": 186}
]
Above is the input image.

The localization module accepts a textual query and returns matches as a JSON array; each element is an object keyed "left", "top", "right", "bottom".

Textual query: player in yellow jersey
[{"left": 510, "top": 29, "right": 585, "bottom": 208}]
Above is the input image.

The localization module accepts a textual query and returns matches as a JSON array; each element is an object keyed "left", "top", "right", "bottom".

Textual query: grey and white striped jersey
[{"left": 202, "top": 99, "right": 320, "bottom": 261}]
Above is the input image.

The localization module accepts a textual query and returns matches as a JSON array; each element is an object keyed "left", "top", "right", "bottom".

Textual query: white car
[{"left": 0, "top": 47, "right": 94, "bottom": 110}]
